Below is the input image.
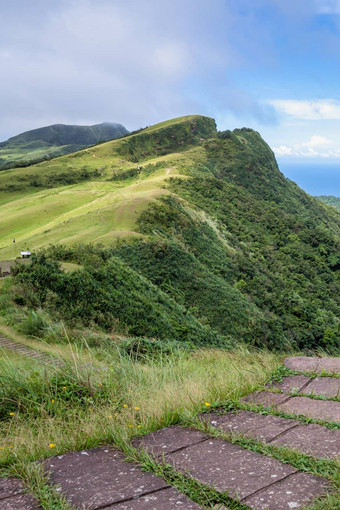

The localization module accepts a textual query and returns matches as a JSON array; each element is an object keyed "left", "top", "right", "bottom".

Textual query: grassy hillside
[
  {"left": 0, "top": 122, "right": 128, "bottom": 170},
  {"left": 316, "top": 195, "right": 340, "bottom": 211},
  {"left": 0, "top": 115, "right": 339, "bottom": 351}
]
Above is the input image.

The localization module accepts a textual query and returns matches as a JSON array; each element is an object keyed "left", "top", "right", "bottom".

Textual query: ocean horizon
[{"left": 277, "top": 161, "right": 340, "bottom": 197}]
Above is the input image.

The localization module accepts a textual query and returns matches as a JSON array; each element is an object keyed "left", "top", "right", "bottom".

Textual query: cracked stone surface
[
  {"left": 243, "top": 472, "right": 330, "bottom": 510},
  {"left": 104, "top": 487, "right": 204, "bottom": 509},
  {"left": 132, "top": 426, "right": 207, "bottom": 458},
  {"left": 164, "top": 436, "right": 297, "bottom": 500},
  {"left": 271, "top": 423, "right": 340, "bottom": 459},
  {"left": 44, "top": 447, "right": 169, "bottom": 509},
  {"left": 284, "top": 357, "right": 340, "bottom": 374},
  {"left": 199, "top": 410, "right": 298, "bottom": 442},
  {"left": 317, "top": 358, "right": 340, "bottom": 374},
  {"left": 0, "top": 478, "right": 40, "bottom": 509},
  {"left": 0, "top": 494, "right": 41, "bottom": 510},
  {"left": 303, "top": 377, "right": 340, "bottom": 398},
  {"left": 0, "top": 478, "right": 25, "bottom": 500},
  {"left": 284, "top": 357, "right": 319, "bottom": 372},
  {"left": 241, "top": 391, "right": 289, "bottom": 407},
  {"left": 278, "top": 397, "right": 340, "bottom": 423},
  {"left": 268, "top": 375, "right": 311, "bottom": 394}
]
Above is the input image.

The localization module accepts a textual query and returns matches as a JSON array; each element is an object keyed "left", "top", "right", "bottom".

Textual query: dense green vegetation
[
  {"left": 11, "top": 253, "right": 226, "bottom": 347},
  {"left": 0, "top": 122, "right": 128, "bottom": 170},
  {"left": 316, "top": 195, "right": 340, "bottom": 211},
  {"left": 1, "top": 115, "right": 339, "bottom": 352}
]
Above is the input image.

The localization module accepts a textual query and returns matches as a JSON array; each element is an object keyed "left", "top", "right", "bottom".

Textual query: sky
[{"left": 1, "top": 0, "right": 340, "bottom": 194}]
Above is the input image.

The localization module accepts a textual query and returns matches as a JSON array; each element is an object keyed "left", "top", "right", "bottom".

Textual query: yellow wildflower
[
  {"left": 123, "top": 404, "right": 128, "bottom": 408},
  {"left": 49, "top": 443, "right": 56, "bottom": 448},
  {"left": 204, "top": 402, "right": 211, "bottom": 407},
  {"left": 134, "top": 407, "right": 140, "bottom": 411},
  {"left": 9, "top": 412, "right": 15, "bottom": 416}
]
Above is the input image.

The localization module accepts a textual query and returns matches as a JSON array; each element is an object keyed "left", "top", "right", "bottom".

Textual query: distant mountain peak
[{"left": 0, "top": 121, "right": 129, "bottom": 170}]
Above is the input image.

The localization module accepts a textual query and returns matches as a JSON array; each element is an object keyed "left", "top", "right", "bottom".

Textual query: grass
[
  {"left": 0, "top": 340, "right": 278, "bottom": 509},
  {"left": 0, "top": 343, "right": 279, "bottom": 468},
  {"left": 0, "top": 114, "right": 211, "bottom": 259},
  {"left": 214, "top": 400, "right": 340, "bottom": 430},
  {"left": 0, "top": 157, "right": 189, "bottom": 259},
  {"left": 0, "top": 333, "right": 338, "bottom": 509}
]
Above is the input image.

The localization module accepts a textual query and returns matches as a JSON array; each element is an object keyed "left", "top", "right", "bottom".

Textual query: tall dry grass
[{"left": 0, "top": 342, "right": 280, "bottom": 470}]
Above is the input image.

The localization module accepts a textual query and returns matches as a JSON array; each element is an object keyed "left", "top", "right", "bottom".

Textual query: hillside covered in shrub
[{"left": 2, "top": 115, "right": 339, "bottom": 352}]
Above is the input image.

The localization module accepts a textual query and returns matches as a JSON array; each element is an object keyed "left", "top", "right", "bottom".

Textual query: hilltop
[
  {"left": 0, "top": 121, "right": 128, "bottom": 170},
  {"left": 0, "top": 115, "right": 339, "bottom": 352}
]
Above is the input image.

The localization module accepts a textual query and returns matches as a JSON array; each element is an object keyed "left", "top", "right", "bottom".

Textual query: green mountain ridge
[
  {"left": 1, "top": 115, "right": 339, "bottom": 351},
  {"left": 0, "top": 122, "right": 128, "bottom": 170}
]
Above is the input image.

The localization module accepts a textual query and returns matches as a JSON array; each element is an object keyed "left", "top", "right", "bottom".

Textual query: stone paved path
[
  {"left": 0, "top": 334, "right": 64, "bottom": 367},
  {"left": 0, "top": 478, "right": 41, "bottom": 509},
  {"left": 241, "top": 357, "right": 340, "bottom": 423},
  {"left": 1, "top": 356, "right": 339, "bottom": 509},
  {"left": 44, "top": 447, "right": 203, "bottom": 509}
]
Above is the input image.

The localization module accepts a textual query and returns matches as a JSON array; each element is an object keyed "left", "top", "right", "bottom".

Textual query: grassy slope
[
  {"left": 1, "top": 115, "right": 339, "bottom": 350},
  {"left": 0, "top": 123, "right": 128, "bottom": 170},
  {"left": 0, "top": 117, "right": 211, "bottom": 258}
]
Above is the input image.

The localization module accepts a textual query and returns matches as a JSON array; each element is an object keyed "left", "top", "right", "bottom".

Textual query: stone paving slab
[
  {"left": 278, "top": 396, "right": 340, "bottom": 423},
  {"left": 136, "top": 427, "right": 331, "bottom": 509},
  {"left": 243, "top": 472, "right": 330, "bottom": 510},
  {"left": 0, "top": 493, "right": 41, "bottom": 509},
  {"left": 0, "top": 478, "right": 25, "bottom": 500},
  {"left": 268, "top": 375, "right": 311, "bottom": 394},
  {"left": 284, "top": 357, "right": 319, "bottom": 372},
  {"left": 200, "top": 411, "right": 340, "bottom": 459},
  {"left": 241, "top": 391, "right": 290, "bottom": 407},
  {"left": 44, "top": 446, "right": 169, "bottom": 509},
  {"left": 271, "top": 423, "right": 340, "bottom": 459},
  {"left": 0, "top": 477, "right": 40, "bottom": 509},
  {"left": 199, "top": 410, "right": 298, "bottom": 442},
  {"left": 303, "top": 377, "right": 340, "bottom": 398},
  {"left": 284, "top": 357, "right": 340, "bottom": 374},
  {"left": 317, "top": 357, "right": 340, "bottom": 374},
  {"left": 132, "top": 426, "right": 207, "bottom": 458},
  {"left": 164, "top": 436, "right": 298, "bottom": 500},
  {"left": 105, "top": 487, "right": 204, "bottom": 509}
]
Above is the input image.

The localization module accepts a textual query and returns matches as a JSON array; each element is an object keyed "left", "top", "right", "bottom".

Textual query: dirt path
[{"left": 1, "top": 356, "right": 339, "bottom": 509}]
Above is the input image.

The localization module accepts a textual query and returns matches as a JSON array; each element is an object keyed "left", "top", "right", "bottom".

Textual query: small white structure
[{"left": 20, "top": 251, "right": 31, "bottom": 259}]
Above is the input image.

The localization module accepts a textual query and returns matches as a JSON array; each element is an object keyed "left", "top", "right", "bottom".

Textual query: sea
[{"left": 277, "top": 161, "right": 340, "bottom": 197}]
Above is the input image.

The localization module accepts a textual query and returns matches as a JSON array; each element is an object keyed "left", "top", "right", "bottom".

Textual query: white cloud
[
  {"left": 316, "top": 0, "right": 340, "bottom": 13},
  {"left": 274, "top": 145, "right": 293, "bottom": 156},
  {"left": 272, "top": 134, "right": 340, "bottom": 158},
  {"left": 302, "top": 135, "right": 331, "bottom": 147},
  {"left": 0, "top": 0, "right": 230, "bottom": 139},
  {"left": 268, "top": 99, "right": 340, "bottom": 120}
]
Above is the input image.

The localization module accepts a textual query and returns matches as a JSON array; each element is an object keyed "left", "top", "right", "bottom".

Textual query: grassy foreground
[
  {"left": 0, "top": 337, "right": 279, "bottom": 467},
  {"left": 1, "top": 335, "right": 339, "bottom": 510}
]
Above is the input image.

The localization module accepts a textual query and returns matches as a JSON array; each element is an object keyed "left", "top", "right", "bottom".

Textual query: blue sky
[{"left": 1, "top": 0, "right": 340, "bottom": 193}]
